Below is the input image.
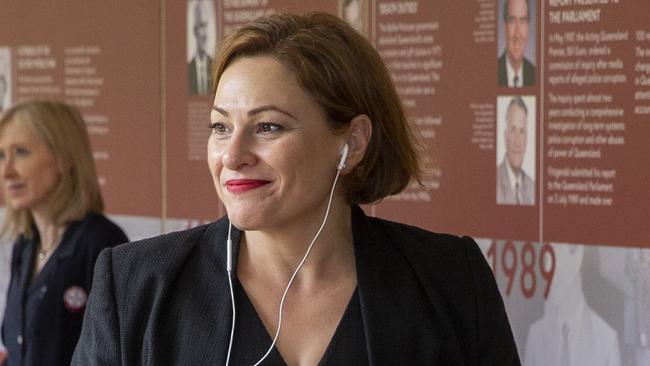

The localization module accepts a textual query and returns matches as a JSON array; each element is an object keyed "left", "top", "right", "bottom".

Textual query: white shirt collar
[
  {"left": 197, "top": 53, "right": 206, "bottom": 65},
  {"left": 195, "top": 55, "right": 208, "bottom": 94},
  {"left": 505, "top": 56, "right": 524, "bottom": 87},
  {"left": 505, "top": 158, "right": 522, "bottom": 192}
]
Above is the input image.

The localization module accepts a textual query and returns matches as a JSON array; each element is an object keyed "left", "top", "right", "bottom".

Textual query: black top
[
  {"left": 229, "top": 279, "right": 369, "bottom": 365},
  {"left": 72, "top": 206, "right": 520, "bottom": 365},
  {"left": 1, "top": 213, "right": 128, "bottom": 366}
]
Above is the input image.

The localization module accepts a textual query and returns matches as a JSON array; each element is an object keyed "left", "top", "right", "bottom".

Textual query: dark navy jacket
[{"left": 1, "top": 213, "right": 127, "bottom": 366}]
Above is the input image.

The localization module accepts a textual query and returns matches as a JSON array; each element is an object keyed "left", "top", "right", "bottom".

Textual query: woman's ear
[{"left": 341, "top": 114, "right": 372, "bottom": 173}]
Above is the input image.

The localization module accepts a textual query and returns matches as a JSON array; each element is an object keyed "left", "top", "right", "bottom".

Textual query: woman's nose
[
  {"left": 0, "top": 157, "right": 17, "bottom": 178},
  {"left": 221, "top": 133, "right": 255, "bottom": 170}
]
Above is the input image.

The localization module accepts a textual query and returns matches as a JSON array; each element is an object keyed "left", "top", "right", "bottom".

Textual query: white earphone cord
[
  {"left": 253, "top": 168, "right": 341, "bottom": 365},
  {"left": 224, "top": 167, "right": 343, "bottom": 365},
  {"left": 225, "top": 223, "right": 235, "bottom": 366}
]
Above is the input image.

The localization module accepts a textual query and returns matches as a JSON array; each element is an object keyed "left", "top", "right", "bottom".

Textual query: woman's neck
[
  {"left": 238, "top": 201, "right": 355, "bottom": 288},
  {"left": 30, "top": 210, "right": 66, "bottom": 278},
  {"left": 31, "top": 210, "right": 64, "bottom": 249}
]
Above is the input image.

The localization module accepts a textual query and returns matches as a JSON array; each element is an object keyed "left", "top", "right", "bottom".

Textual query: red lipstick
[
  {"left": 5, "top": 183, "right": 25, "bottom": 195},
  {"left": 225, "top": 179, "right": 270, "bottom": 193}
]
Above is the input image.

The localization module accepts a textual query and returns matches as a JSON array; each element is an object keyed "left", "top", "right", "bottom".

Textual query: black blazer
[
  {"left": 1, "top": 213, "right": 128, "bottom": 366},
  {"left": 498, "top": 53, "right": 535, "bottom": 87},
  {"left": 72, "top": 207, "right": 520, "bottom": 365}
]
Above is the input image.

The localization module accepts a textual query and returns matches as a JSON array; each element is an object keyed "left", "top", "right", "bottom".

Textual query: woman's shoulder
[
  {"left": 362, "top": 213, "right": 519, "bottom": 364},
  {"left": 98, "top": 220, "right": 226, "bottom": 286},
  {"left": 75, "top": 213, "right": 128, "bottom": 244},
  {"left": 111, "top": 223, "right": 211, "bottom": 266},
  {"left": 366, "top": 215, "right": 478, "bottom": 260},
  {"left": 83, "top": 212, "right": 122, "bottom": 228},
  {"left": 362, "top": 214, "right": 491, "bottom": 297}
]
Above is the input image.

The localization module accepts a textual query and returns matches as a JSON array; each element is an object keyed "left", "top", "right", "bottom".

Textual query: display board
[
  {"left": 0, "top": 2, "right": 164, "bottom": 239},
  {"left": 1, "top": 1, "right": 649, "bottom": 364},
  {"left": 0, "top": 3, "right": 163, "bottom": 361}
]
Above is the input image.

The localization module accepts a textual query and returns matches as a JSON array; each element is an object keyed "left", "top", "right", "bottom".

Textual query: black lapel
[
  {"left": 27, "top": 217, "right": 92, "bottom": 297},
  {"left": 142, "top": 218, "right": 241, "bottom": 365},
  {"left": 352, "top": 207, "right": 441, "bottom": 365},
  {"left": 14, "top": 236, "right": 34, "bottom": 302},
  {"left": 56, "top": 217, "right": 89, "bottom": 260}
]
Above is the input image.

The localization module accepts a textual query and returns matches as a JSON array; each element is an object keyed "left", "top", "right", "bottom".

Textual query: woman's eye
[
  {"left": 257, "top": 123, "right": 282, "bottom": 134},
  {"left": 15, "top": 147, "right": 30, "bottom": 157},
  {"left": 209, "top": 122, "right": 230, "bottom": 135}
]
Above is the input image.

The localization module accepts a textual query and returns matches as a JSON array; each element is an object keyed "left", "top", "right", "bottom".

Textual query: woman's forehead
[{"left": 214, "top": 56, "right": 322, "bottom": 119}]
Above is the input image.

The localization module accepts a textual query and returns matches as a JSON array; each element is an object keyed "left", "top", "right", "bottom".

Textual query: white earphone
[{"left": 337, "top": 143, "right": 349, "bottom": 171}]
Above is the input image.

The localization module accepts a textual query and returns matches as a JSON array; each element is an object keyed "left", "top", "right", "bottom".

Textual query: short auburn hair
[
  {"left": 0, "top": 100, "right": 104, "bottom": 239},
  {"left": 212, "top": 12, "right": 423, "bottom": 204}
]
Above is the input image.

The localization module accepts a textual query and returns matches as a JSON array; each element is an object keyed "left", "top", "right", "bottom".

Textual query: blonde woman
[{"left": 0, "top": 101, "right": 128, "bottom": 366}]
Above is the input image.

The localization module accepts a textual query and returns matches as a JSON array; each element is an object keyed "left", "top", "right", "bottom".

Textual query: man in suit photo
[
  {"left": 340, "top": 0, "right": 366, "bottom": 33},
  {"left": 498, "top": 0, "right": 535, "bottom": 87},
  {"left": 0, "top": 75, "right": 7, "bottom": 112},
  {"left": 524, "top": 243, "right": 621, "bottom": 366},
  {"left": 497, "top": 96, "right": 535, "bottom": 205},
  {"left": 188, "top": 0, "right": 214, "bottom": 96}
]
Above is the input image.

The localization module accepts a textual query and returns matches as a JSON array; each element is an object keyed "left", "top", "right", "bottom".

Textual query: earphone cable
[
  {"left": 253, "top": 168, "right": 342, "bottom": 366},
  {"left": 225, "top": 223, "right": 235, "bottom": 366}
]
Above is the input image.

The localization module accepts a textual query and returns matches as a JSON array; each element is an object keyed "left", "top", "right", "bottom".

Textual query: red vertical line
[
  {"left": 218, "top": 0, "right": 225, "bottom": 221},
  {"left": 539, "top": 0, "right": 545, "bottom": 245},
  {"left": 371, "top": 0, "right": 376, "bottom": 41},
  {"left": 160, "top": 0, "right": 168, "bottom": 233}
]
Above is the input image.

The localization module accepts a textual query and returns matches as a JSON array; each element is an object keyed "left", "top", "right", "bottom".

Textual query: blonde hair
[
  {"left": 212, "top": 12, "right": 423, "bottom": 204},
  {"left": 0, "top": 101, "right": 104, "bottom": 240}
]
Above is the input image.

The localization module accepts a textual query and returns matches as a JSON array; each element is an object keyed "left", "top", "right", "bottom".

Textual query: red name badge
[{"left": 63, "top": 286, "right": 88, "bottom": 313}]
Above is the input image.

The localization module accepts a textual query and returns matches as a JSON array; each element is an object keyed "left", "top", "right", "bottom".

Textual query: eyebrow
[{"left": 212, "top": 105, "right": 297, "bottom": 120}]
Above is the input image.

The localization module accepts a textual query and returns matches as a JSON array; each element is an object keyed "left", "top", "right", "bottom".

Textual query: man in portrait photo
[
  {"left": 0, "top": 75, "right": 7, "bottom": 112},
  {"left": 498, "top": 0, "right": 535, "bottom": 87},
  {"left": 524, "top": 244, "right": 621, "bottom": 366},
  {"left": 0, "top": 48, "right": 10, "bottom": 113},
  {"left": 188, "top": 0, "right": 214, "bottom": 96},
  {"left": 497, "top": 96, "right": 535, "bottom": 205},
  {"left": 340, "top": 0, "right": 366, "bottom": 33}
]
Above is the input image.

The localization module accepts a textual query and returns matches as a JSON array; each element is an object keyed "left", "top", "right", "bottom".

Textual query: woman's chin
[{"left": 225, "top": 211, "right": 260, "bottom": 232}]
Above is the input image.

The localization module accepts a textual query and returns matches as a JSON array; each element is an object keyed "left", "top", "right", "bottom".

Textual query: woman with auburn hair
[
  {"left": 74, "top": 12, "right": 519, "bottom": 365},
  {"left": 0, "top": 101, "right": 128, "bottom": 366}
]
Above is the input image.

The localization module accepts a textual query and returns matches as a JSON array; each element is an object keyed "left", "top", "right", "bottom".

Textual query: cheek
[
  {"left": 35, "top": 165, "right": 61, "bottom": 196},
  {"left": 47, "top": 172, "right": 61, "bottom": 191},
  {"left": 256, "top": 145, "right": 301, "bottom": 186},
  {"left": 286, "top": 147, "right": 334, "bottom": 187},
  {"left": 207, "top": 140, "right": 224, "bottom": 174},
  {"left": 45, "top": 163, "right": 62, "bottom": 185}
]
